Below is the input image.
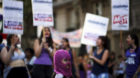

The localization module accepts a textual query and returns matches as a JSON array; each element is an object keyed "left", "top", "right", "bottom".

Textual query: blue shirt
[
  {"left": 0, "top": 44, "right": 5, "bottom": 52},
  {"left": 125, "top": 48, "right": 140, "bottom": 76}
]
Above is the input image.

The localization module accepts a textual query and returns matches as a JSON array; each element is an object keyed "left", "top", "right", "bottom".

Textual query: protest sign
[
  {"left": 32, "top": 0, "right": 54, "bottom": 27},
  {"left": 3, "top": 0, "right": 23, "bottom": 34},
  {"left": 112, "top": 0, "right": 129, "bottom": 30},
  {"left": 81, "top": 13, "right": 109, "bottom": 46}
]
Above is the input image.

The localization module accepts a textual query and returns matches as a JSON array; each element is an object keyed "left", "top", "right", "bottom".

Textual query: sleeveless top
[
  {"left": 125, "top": 48, "right": 140, "bottom": 76},
  {"left": 6, "top": 46, "right": 25, "bottom": 61},
  {"left": 34, "top": 48, "right": 52, "bottom": 65},
  {"left": 68, "top": 49, "right": 76, "bottom": 73},
  {"left": 92, "top": 49, "right": 109, "bottom": 75},
  {"left": 4, "top": 47, "right": 25, "bottom": 78},
  {"left": 11, "top": 50, "right": 25, "bottom": 61},
  {"left": 69, "top": 49, "right": 74, "bottom": 65}
]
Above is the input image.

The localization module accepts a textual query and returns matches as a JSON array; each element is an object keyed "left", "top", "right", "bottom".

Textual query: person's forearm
[
  {"left": 74, "top": 57, "right": 80, "bottom": 77},
  {"left": 46, "top": 48, "right": 53, "bottom": 58},
  {"left": 2, "top": 48, "right": 14, "bottom": 64},
  {"left": 74, "top": 62, "right": 80, "bottom": 78},
  {"left": 74, "top": 62, "right": 79, "bottom": 72},
  {"left": 90, "top": 50, "right": 108, "bottom": 66},
  {"left": 6, "top": 49, "right": 14, "bottom": 63},
  {"left": 91, "top": 57, "right": 105, "bottom": 66},
  {"left": 35, "top": 43, "right": 43, "bottom": 57},
  {"left": 71, "top": 49, "right": 80, "bottom": 77},
  {"left": 52, "top": 48, "right": 56, "bottom": 56}
]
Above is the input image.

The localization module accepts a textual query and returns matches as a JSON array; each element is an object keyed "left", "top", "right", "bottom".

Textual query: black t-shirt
[{"left": 92, "top": 49, "right": 109, "bottom": 75}]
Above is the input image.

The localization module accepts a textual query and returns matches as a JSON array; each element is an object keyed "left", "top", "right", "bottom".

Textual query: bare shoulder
[
  {"left": 0, "top": 47, "right": 7, "bottom": 57},
  {"left": 104, "top": 49, "right": 109, "bottom": 54},
  {"left": 1, "top": 47, "right": 7, "bottom": 53}
]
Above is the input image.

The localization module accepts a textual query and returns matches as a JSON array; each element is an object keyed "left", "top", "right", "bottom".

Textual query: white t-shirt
[
  {"left": 24, "top": 56, "right": 36, "bottom": 65},
  {"left": 117, "top": 61, "right": 126, "bottom": 74},
  {"left": 55, "top": 74, "right": 64, "bottom": 78}
]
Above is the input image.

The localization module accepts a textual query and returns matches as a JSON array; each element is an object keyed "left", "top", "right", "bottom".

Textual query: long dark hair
[
  {"left": 7, "top": 34, "right": 18, "bottom": 50},
  {"left": 98, "top": 36, "right": 110, "bottom": 50},
  {"left": 25, "top": 48, "right": 35, "bottom": 56},
  {"left": 62, "top": 38, "right": 70, "bottom": 48},
  {"left": 39, "top": 27, "right": 53, "bottom": 48},
  {"left": 0, "top": 34, "right": 3, "bottom": 44},
  {"left": 7, "top": 34, "right": 15, "bottom": 46},
  {"left": 129, "top": 34, "right": 139, "bottom": 52},
  {"left": 79, "top": 44, "right": 87, "bottom": 57}
]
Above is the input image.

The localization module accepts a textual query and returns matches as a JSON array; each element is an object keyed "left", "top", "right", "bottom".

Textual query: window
[
  {"left": 96, "top": 2, "right": 102, "bottom": 15},
  {"left": 66, "top": 8, "right": 77, "bottom": 31}
]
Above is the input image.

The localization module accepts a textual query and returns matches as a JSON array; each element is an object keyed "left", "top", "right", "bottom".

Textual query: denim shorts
[
  {"left": 90, "top": 73, "right": 109, "bottom": 78},
  {"left": 138, "top": 73, "right": 140, "bottom": 78}
]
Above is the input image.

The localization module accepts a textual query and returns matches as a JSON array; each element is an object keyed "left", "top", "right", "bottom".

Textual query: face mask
[
  {"left": 54, "top": 49, "right": 72, "bottom": 77},
  {"left": 62, "top": 59, "right": 71, "bottom": 70}
]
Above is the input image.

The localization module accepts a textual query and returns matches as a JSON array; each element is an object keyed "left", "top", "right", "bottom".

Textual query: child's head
[
  {"left": 25, "top": 48, "right": 34, "bottom": 59},
  {"left": 118, "top": 55, "right": 123, "bottom": 62},
  {"left": 54, "top": 49, "right": 72, "bottom": 77},
  {"left": 110, "top": 52, "right": 115, "bottom": 60}
]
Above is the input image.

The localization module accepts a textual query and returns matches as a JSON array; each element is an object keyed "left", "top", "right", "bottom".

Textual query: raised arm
[
  {"left": 52, "top": 43, "right": 57, "bottom": 56},
  {"left": 34, "top": 39, "right": 44, "bottom": 57},
  {"left": 0, "top": 46, "right": 15, "bottom": 64}
]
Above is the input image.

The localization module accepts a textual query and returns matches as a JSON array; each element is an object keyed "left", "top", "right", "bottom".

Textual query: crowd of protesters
[{"left": 0, "top": 27, "right": 140, "bottom": 78}]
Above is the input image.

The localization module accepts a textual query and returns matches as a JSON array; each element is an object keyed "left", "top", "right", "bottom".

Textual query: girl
[
  {"left": 60, "top": 38, "right": 79, "bottom": 78},
  {"left": 24, "top": 48, "right": 36, "bottom": 71},
  {"left": 78, "top": 44, "right": 87, "bottom": 78},
  {"left": 32, "top": 27, "right": 56, "bottom": 78},
  {"left": 89, "top": 36, "right": 110, "bottom": 78},
  {"left": 1, "top": 34, "right": 28, "bottom": 78},
  {"left": 52, "top": 49, "right": 73, "bottom": 78},
  {"left": 125, "top": 34, "right": 140, "bottom": 78},
  {"left": 108, "top": 52, "right": 116, "bottom": 78}
]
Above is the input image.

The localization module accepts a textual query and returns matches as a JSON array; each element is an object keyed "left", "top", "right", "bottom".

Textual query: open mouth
[{"left": 45, "top": 34, "right": 49, "bottom": 37}]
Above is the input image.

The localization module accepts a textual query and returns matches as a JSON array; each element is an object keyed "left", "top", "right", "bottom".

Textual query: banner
[
  {"left": 32, "top": 0, "right": 54, "bottom": 27},
  {"left": 81, "top": 13, "right": 109, "bottom": 46},
  {"left": 51, "top": 28, "right": 82, "bottom": 48},
  {"left": 112, "top": 0, "right": 129, "bottom": 30},
  {"left": 3, "top": 0, "right": 23, "bottom": 34}
]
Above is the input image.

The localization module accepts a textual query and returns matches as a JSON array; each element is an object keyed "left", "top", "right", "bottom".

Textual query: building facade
[
  {"left": 0, "top": 0, "right": 140, "bottom": 54},
  {"left": 53, "top": 0, "right": 140, "bottom": 55}
]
